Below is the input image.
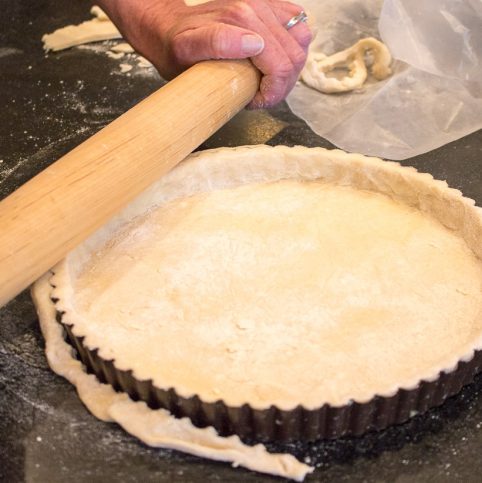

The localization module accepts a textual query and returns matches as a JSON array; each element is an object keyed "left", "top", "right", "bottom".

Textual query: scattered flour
[
  {"left": 0, "top": 129, "right": 90, "bottom": 188},
  {"left": 0, "top": 47, "right": 23, "bottom": 58}
]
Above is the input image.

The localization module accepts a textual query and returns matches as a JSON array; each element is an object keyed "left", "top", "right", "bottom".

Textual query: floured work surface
[
  {"left": 33, "top": 146, "right": 482, "bottom": 480},
  {"left": 2, "top": 1, "right": 482, "bottom": 479},
  {"left": 41, "top": 5, "right": 154, "bottom": 75}
]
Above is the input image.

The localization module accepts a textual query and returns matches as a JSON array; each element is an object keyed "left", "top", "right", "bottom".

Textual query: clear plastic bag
[
  {"left": 379, "top": 0, "right": 482, "bottom": 88},
  {"left": 287, "top": 0, "right": 482, "bottom": 160}
]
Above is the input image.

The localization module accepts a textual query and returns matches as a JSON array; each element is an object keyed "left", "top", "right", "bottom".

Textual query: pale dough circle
[{"left": 51, "top": 146, "right": 482, "bottom": 412}]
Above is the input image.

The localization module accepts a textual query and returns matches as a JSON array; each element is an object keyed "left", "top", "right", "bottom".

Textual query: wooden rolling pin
[{"left": 0, "top": 59, "right": 260, "bottom": 307}]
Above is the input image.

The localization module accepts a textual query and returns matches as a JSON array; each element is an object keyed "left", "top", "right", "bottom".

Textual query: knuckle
[
  {"left": 276, "top": 60, "right": 295, "bottom": 77},
  {"left": 225, "top": 1, "right": 254, "bottom": 23},
  {"left": 279, "top": 1, "right": 304, "bottom": 16},
  {"left": 209, "top": 25, "right": 230, "bottom": 56},
  {"left": 171, "top": 35, "right": 188, "bottom": 63},
  {"left": 282, "top": 0, "right": 301, "bottom": 9},
  {"left": 297, "top": 28, "right": 313, "bottom": 48},
  {"left": 292, "top": 48, "right": 307, "bottom": 67}
]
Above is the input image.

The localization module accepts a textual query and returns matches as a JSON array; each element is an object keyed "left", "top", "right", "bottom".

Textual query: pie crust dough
[
  {"left": 32, "top": 273, "right": 312, "bottom": 481},
  {"left": 301, "top": 38, "right": 392, "bottom": 93},
  {"left": 33, "top": 146, "right": 482, "bottom": 479}
]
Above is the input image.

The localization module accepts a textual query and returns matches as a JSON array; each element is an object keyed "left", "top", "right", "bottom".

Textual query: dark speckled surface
[{"left": 1, "top": 1, "right": 481, "bottom": 482}]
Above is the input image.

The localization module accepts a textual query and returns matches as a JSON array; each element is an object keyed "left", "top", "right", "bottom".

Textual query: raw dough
[
  {"left": 33, "top": 146, "right": 482, "bottom": 478},
  {"left": 42, "top": 7, "right": 121, "bottom": 52},
  {"left": 105, "top": 43, "right": 135, "bottom": 61},
  {"left": 90, "top": 5, "right": 109, "bottom": 21},
  {"left": 119, "top": 63, "right": 133, "bottom": 74},
  {"left": 137, "top": 56, "right": 153, "bottom": 68},
  {"left": 110, "top": 42, "right": 135, "bottom": 54},
  {"left": 301, "top": 38, "right": 392, "bottom": 93},
  {"left": 50, "top": 148, "right": 482, "bottom": 409},
  {"left": 41, "top": 2, "right": 202, "bottom": 52},
  {"left": 32, "top": 274, "right": 312, "bottom": 481},
  {"left": 105, "top": 50, "right": 124, "bottom": 60},
  {"left": 41, "top": 6, "right": 154, "bottom": 72}
]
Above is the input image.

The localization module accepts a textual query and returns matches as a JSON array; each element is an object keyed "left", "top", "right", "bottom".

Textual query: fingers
[
  {"left": 170, "top": 3, "right": 302, "bottom": 108},
  {"left": 166, "top": 0, "right": 315, "bottom": 109},
  {"left": 172, "top": 24, "right": 265, "bottom": 66},
  {"left": 268, "top": 1, "right": 313, "bottom": 50},
  {"left": 238, "top": 14, "right": 299, "bottom": 107},
  {"left": 241, "top": 1, "right": 309, "bottom": 108},
  {"left": 254, "top": 0, "right": 308, "bottom": 69}
]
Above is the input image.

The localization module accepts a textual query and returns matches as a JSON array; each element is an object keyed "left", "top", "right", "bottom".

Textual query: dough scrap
[
  {"left": 110, "top": 42, "right": 135, "bottom": 54},
  {"left": 119, "top": 63, "right": 133, "bottom": 73},
  {"left": 105, "top": 50, "right": 124, "bottom": 60},
  {"left": 137, "top": 56, "right": 153, "bottom": 68},
  {"left": 42, "top": 8, "right": 121, "bottom": 52},
  {"left": 301, "top": 37, "right": 392, "bottom": 93},
  {"left": 31, "top": 273, "right": 313, "bottom": 481},
  {"left": 41, "top": 3, "right": 198, "bottom": 53},
  {"left": 90, "top": 5, "right": 110, "bottom": 21},
  {"left": 41, "top": 6, "right": 154, "bottom": 71}
]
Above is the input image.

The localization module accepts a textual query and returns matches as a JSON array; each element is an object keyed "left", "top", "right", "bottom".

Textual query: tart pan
[
  {"left": 54, "top": 298, "right": 482, "bottom": 443},
  {"left": 47, "top": 146, "right": 482, "bottom": 444}
]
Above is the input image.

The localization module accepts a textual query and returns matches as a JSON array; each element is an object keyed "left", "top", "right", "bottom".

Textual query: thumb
[{"left": 172, "top": 24, "right": 265, "bottom": 65}]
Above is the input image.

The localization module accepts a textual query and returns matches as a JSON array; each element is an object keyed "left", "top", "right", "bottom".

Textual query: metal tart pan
[{"left": 56, "top": 307, "right": 482, "bottom": 443}]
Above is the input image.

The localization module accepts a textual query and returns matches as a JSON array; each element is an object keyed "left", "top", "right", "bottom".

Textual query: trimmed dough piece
[
  {"left": 119, "top": 63, "right": 133, "bottom": 73},
  {"left": 106, "top": 50, "right": 124, "bottom": 60},
  {"left": 137, "top": 56, "right": 153, "bottom": 68},
  {"left": 42, "top": 2, "right": 202, "bottom": 52},
  {"left": 301, "top": 37, "right": 392, "bottom": 93},
  {"left": 41, "top": 7, "right": 154, "bottom": 70},
  {"left": 31, "top": 274, "right": 313, "bottom": 481},
  {"left": 110, "top": 42, "right": 135, "bottom": 54},
  {"left": 42, "top": 7, "right": 121, "bottom": 52},
  {"left": 90, "top": 5, "right": 110, "bottom": 21}
]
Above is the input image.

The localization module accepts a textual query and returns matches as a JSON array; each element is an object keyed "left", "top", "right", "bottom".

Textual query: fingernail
[{"left": 241, "top": 35, "right": 264, "bottom": 56}]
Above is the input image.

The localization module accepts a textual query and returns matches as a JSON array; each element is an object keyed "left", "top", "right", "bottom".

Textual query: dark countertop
[{"left": 1, "top": 1, "right": 481, "bottom": 482}]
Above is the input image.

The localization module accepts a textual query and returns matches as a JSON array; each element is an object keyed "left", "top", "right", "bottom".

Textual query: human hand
[{"left": 97, "top": 0, "right": 312, "bottom": 108}]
